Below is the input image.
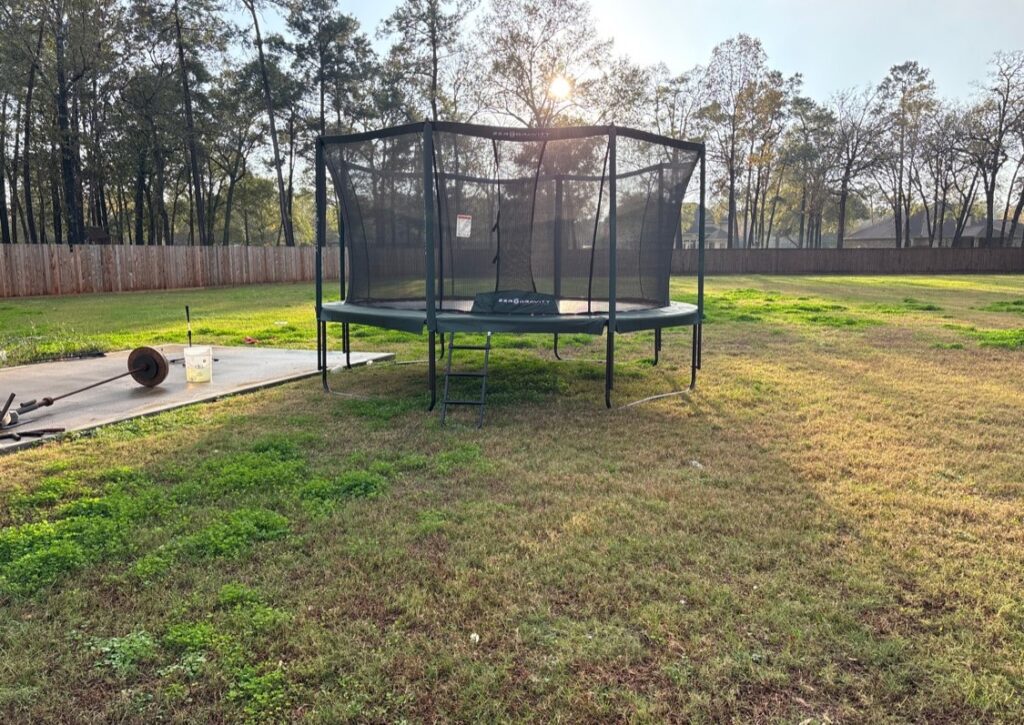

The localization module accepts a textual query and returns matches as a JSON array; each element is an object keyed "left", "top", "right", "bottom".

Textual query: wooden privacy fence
[
  {"left": 1, "top": 244, "right": 1023, "bottom": 298},
  {"left": 0, "top": 244, "right": 341, "bottom": 298},
  {"left": 671, "top": 247, "right": 1024, "bottom": 275}
]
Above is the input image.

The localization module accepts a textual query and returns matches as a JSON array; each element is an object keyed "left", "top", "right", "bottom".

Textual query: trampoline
[{"left": 314, "top": 121, "right": 706, "bottom": 409}]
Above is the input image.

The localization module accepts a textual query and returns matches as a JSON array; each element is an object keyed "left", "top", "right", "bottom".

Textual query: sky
[{"left": 265, "top": 0, "right": 1024, "bottom": 102}]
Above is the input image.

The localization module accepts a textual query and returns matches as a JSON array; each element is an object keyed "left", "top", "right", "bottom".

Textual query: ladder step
[
  {"left": 450, "top": 344, "right": 490, "bottom": 350},
  {"left": 444, "top": 399, "right": 484, "bottom": 406},
  {"left": 447, "top": 371, "right": 485, "bottom": 378}
]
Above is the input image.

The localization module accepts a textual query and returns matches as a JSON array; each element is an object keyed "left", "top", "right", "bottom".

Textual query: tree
[
  {"left": 208, "top": 67, "right": 262, "bottom": 245},
  {"left": 241, "top": 0, "right": 295, "bottom": 247},
  {"left": 379, "top": 0, "right": 470, "bottom": 122},
  {"left": 779, "top": 97, "right": 835, "bottom": 248},
  {"left": 478, "top": 0, "right": 613, "bottom": 127},
  {"left": 286, "top": 0, "right": 373, "bottom": 135},
  {"left": 698, "top": 34, "right": 769, "bottom": 248},
  {"left": 170, "top": 0, "right": 212, "bottom": 245},
  {"left": 960, "top": 51, "right": 1024, "bottom": 246},
  {"left": 876, "top": 61, "right": 935, "bottom": 248},
  {"left": 650, "top": 64, "right": 707, "bottom": 142},
  {"left": 828, "top": 87, "right": 884, "bottom": 248}
]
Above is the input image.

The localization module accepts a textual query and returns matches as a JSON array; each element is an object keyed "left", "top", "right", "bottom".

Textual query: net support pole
[
  {"left": 605, "top": 128, "right": 617, "bottom": 409},
  {"left": 423, "top": 123, "right": 438, "bottom": 410},
  {"left": 339, "top": 157, "right": 348, "bottom": 358},
  {"left": 692, "top": 147, "right": 706, "bottom": 390},
  {"left": 553, "top": 176, "right": 563, "bottom": 356},
  {"left": 315, "top": 138, "right": 325, "bottom": 372},
  {"left": 554, "top": 176, "right": 563, "bottom": 299}
]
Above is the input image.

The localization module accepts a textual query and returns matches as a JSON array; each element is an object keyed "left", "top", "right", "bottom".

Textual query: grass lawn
[{"left": 1, "top": 275, "right": 1023, "bottom": 722}]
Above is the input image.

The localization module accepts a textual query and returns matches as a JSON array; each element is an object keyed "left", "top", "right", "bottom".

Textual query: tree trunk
[
  {"left": 146, "top": 174, "right": 156, "bottom": 245},
  {"left": 55, "top": 18, "right": 84, "bottom": 246},
  {"left": 984, "top": 179, "right": 996, "bottom": 247},
  {"left": 37, "top": 165, "right": 47, "bottom": 243},
  {"left": 0, "top": 93, "right": 11, "bottom": 245},
  {"left": 765, "top": 165, "right": 783, "bottom": 247},
  {"left": 726, "top": 168, "right": 736, "bottom": 249},
  {"left": 50, "top": 159, "right": 63, "bottom": 245},
  {"left": 246, "top": 1, "right": 295, "bottom": 247},
  {"left": 133, "top": 150, "right": 146, "bottom": 246},
  {"left": 797, "top": 184, "right": 806, "bottom": 247},
  {"left": 22, "top": 24, "right": 44, "bottom": 244},
  {"left": 173, "top": 1, "right": 208, "bottom": 246},
  {"left": 9, "top": 97, "right": 22, "bottom": 243},
  {"left": 836, "top": 171, "right": 851, "bottom": 250},
  {"left": 1007, "top": 184, "right": 1024, "bottom": 248},
  {"left": 222, "top": 164, "right": 245, "bottom": 246}
]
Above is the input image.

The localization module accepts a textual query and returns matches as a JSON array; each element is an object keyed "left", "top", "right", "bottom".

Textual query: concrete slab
[{"left": 0, "top": 346, "right": 392, "bottom": 453}]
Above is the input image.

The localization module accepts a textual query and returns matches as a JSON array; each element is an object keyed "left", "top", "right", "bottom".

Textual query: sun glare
[{"left": 547, "top": 76, "right": 572, "bottom": 100}]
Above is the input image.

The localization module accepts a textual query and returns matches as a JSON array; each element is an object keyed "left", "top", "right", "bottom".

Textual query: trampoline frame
[{"left": 314, "top": 121, "right": 706, "bottom": 409}]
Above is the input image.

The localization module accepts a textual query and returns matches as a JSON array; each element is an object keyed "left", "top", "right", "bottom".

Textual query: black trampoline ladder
[{"left": 440, "top": 332, "right": 493, "bottom": 428}]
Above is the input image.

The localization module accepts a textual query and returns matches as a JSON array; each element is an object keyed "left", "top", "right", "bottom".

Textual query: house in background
[
  {"left": 677, "top": 209, "right": 804, "bottom": 249},
  {"left": 846, "top": 210, "right": 1023, "bottom": 248}
]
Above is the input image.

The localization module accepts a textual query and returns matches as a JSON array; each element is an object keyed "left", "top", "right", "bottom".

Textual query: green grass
[{"left": 1, "top": 275, "right": 1024, "bottom": 721}]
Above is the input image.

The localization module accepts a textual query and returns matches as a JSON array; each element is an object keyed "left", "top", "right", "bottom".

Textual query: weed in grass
[
  {"left": 300, "top": 471, "right": 388, "bottom": 502},
  {"left": 158, "top": 651, "right": 209, "bottom": 681},
  {"left": 10, "top": 475, "right": 84, "bottom": 511},
  {"left": 163, "top": 622, "right": 222, "bottom": 653},
  {"left": 218, "top": 583, "right": 264, "bottom": 608},
  {"left": 871, "top": 297, "right": 943, "bottom": 313},
  {"left": 227, "top": 666, "right": 290, "bottom": 723},
  {"left": 202, "top": 449, "right": 308, "bottom": 494},
  {"left": 973, "top": 328, "right": 1024, "bottom": 349},
  {"left": 415, "top": 509, "right": 449, "bottom": 537},
  {"left": 0, "top": 540, "right": 86, "bottom": 594},
  {"left": 704, "top": 288, "right": 885, "bottom": 329},
  {"left": 434, "top": 444, "right": 482, "bottom": 475},
  {"left": 345, "top": 450, "right": 430, "bottom": 475},
  {"left": 178, "top": 509, "right": 290, "bottom": 561},
  {"left": 227, "top": 602, "right": 292, "bottom": 638},
  {"left": 90, "top": 631, "right": 158, "bottom": 677},
  {"left": 952, "top": 325, "right": 1024, "bottom": 349},
  {"left": 0, "top": 513, "right": 129, "bottom": 594},
  {"left": 336, "top": 395, "right": 422, "bottom": 427},
  {"left": 131, "top": 551, "right": 174, "bottom": 581},
  {"left": 981, "top": 298, "right": 1024, "bottom": 314},
  {"left": 94, "top": 406, "right": 203, "bottom": 441},
  {"left": 932, "top": 342, "right": 965, "bottom": 350}
]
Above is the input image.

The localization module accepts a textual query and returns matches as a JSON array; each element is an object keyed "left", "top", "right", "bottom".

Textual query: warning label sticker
[{"left": 456, "top": 214, "right": 472, "bottom": 238}]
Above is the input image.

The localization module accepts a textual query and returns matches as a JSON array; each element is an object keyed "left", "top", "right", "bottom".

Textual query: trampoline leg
[
  {"left": 439, "top": 333, "right": 446, "bottom": 361},
  {"left": 653, "top": 328, "right": 662, "bottom": 366},
  {"left": 428, "top": 331, "right": 437, "bottom": 411},
  {"left": 316, "top": 319, "right": 323, "bottom": 371},
  {"left": 320, "top": 321, "right": 331, "bottom": 393},
  {"left": 605, "top": 329, "right": 615, "bottom": 409},
  {"left": 553, "top": 333, "right": 562, "bottom": 360},
  {"left": 343, "top": 323, "right": 351, "bottom": 369},
  {"left": 689, "top": 324, "right": 699, "bottom": 390}
]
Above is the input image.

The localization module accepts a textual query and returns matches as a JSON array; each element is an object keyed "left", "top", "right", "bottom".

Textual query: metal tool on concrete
[{"left": 1, "top": 346, "right": 169, "bottom": 430}]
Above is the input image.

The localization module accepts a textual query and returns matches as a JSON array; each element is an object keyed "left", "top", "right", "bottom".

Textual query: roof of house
[
  {"left": 847, "top": 210, "right": 958, "bottom": 241},
  {"left": 848, "top": 210, "right": 1023, "bottom": 242}
]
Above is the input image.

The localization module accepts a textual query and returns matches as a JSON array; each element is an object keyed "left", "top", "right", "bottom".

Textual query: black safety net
[{"left": 323, "top": 123, "right": 699, "bottom": 315}]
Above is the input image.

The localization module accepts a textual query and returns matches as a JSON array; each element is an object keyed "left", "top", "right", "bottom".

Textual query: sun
[{"left": 547, "top": 76, "right": 572, "bottom": 100}]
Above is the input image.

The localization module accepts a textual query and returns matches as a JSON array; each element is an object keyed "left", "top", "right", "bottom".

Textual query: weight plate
[{"left": 128, "top": 347, "right": 170, "bottom": 387}]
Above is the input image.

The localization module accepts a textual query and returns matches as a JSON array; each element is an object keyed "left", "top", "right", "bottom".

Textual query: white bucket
[{"left": 184, "top": 346, "right": 213, "bottom": 383}]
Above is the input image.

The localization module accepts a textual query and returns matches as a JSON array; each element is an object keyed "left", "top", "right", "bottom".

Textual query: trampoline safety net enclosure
[{"left": 314, "top": 122, "right": 706, "bottom": 410}]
